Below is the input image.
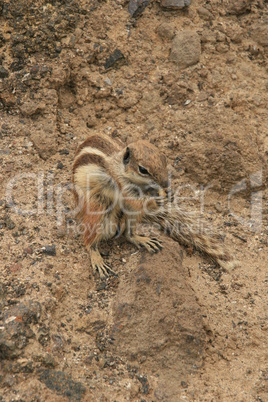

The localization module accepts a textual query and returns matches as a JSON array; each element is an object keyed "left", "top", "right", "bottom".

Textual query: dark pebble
[
  {"left": 59, "top": 149, "right": 69, "bottom": 155},
  {"left": 43, "top": 245, "right": 56, "bottom": 256},
  {"left": 5, "top": 215, "right": 15, "bottom": 230},
  {"left": 57, "top": 161, "right": 64, "bottom": 169},
  {"left": 0, "top": 66, "right": 9, "bottom": 78},
  {"left": 104, "top": 49, "right": 125, "bottom": 70},
  {"left": 97, "top": 282, "right": 107, "bottom": 291}
]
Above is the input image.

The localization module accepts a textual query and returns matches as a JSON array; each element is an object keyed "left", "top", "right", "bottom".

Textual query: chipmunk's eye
[{"left": 138, "top": 165, "right": 149, "bottom": 175}]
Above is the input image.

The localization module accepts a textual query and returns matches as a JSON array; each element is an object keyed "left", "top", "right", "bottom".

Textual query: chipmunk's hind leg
[
  {"left": 126, "top": 233, "right": 163, "bottom": 253},
  {"left": 89, "top": 245, "right": 117, "bottom": 279},
  {"left": 82, "top": 207, "right": 117, "bottom": 279}
]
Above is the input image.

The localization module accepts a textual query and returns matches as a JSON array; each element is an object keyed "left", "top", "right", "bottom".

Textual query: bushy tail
[{"left": 145, "top": 204, "right": 239, "bottom": 271}]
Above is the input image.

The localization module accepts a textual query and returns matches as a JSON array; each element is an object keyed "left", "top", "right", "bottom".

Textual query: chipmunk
[{"left": 72, "top": 134, "right": 238, "bottom": 279}]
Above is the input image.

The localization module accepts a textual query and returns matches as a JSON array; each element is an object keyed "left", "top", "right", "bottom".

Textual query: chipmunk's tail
[{"left": 145, "top": 204, "right": 239, "bottom": 271}]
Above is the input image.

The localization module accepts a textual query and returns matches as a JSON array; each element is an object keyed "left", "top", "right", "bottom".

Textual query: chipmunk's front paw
[
  {"left": 128, "top": 235, "right": 163, "bottom": 253},
  {"left": 90, "top": 248, "right": 117, "bottom": 279}
]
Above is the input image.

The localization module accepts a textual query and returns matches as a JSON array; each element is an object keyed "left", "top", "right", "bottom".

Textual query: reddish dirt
[{"left": 0, "top": 0, "right": 267, "bottom": 401}]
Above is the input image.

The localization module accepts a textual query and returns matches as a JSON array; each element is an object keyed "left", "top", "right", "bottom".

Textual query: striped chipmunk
[{"left": 72, "top": 134, "right": 238, "bottom": 279}]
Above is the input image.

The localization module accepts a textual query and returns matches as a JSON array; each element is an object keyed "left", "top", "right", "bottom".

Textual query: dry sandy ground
[{"left": 0, "top": 0, "right": 267, "bottom": 401}]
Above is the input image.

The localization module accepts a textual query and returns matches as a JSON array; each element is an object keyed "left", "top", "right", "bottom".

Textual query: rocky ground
[{"left": 0, "top": 0, "right": 267, "bottom": 401}]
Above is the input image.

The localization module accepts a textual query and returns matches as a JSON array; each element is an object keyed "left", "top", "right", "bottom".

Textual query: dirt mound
[{"left": 0, "top": 0, "right": 267, "bottom": 400}]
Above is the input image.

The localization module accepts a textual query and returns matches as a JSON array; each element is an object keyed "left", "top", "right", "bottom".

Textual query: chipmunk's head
[{"left": 121, "top": 140, "right": 170, "bottom": 197}]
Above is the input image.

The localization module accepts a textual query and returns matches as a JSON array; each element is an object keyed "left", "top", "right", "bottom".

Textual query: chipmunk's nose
[{"left": 159, "top": 187, "right": 174, "bottom": 202}]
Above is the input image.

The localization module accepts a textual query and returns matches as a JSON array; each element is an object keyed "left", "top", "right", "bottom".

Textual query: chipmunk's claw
[
  {"left": 94, "top": 262, "right": 117, "bottom": 279},
  {"left": 90, "top": 247, "right": 117, "bottom": 279},
  {"left": 146, "top": 237, "right": 163, "bottom": 252},
  {"left": 128, "top": 235, "right": 163, "bottom": 253}
]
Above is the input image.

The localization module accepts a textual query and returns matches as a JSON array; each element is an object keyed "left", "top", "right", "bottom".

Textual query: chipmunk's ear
[{"left": 123, "top": 147, "right": 130, "bottom": 165}]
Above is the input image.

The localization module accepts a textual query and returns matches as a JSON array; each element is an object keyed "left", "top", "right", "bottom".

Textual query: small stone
[
  {"left": 20, "top": 101, "right": 46, "bottom": 117},
  {"left": 216, "top": 43, "right": 229, "bottom": 53},
  {"left": 128, "top": 0, "right": 150, "bottom": 17},
  {"left": 170, "top": 31, "right": 201, "bottom": 69},
  {"left": 104, "top": 49, "right": 125, "bottom": 70},
  {"left": 157, "top": 23, "right": 175, "bottom": 40},
  {"left": 215, "top": 203, "right": 223, "bottom": 213},
  {"left": 225, "top": 0, "right": 253, "bottom": 15},
  {"left": 86, "top": 117, "right": 97, "bottom": 128},
  {"left": 197, "top": 6, "right": 213, "bottom": 20},
  {"left": 42, "top": 353, "right": 57, "bottom": 368},
  {"left": 4, "top": 215, "right": 15, "bottom": 230},
  {"left": 0, "top": 66, "right": 9, "bottom": 78},
  {"left": 161, "top": 0, "right": 191, "bottom": 9},
  {"left": 59, "top": 149, "right": 69, "bottom": 155},
  {"left": 184, "top": 99, "right": 191, "bottom": 106},
  {"left": 57, "top": 161, "right": 64, "bottom": 169},
  {"left": 197, "top": 92, "right": 208, "bottom": 102},
  {"left": 43, "top": 245, "right": 56, "bottom": 256},
  {"left": 104, "top": 78, "right": 112, "bottom": 86},
  {"left": 24, "top": 247, "right": 33, "bottom": 255},
  {"left": 201, "top": 29, "right": 216, "bottom": 44}
]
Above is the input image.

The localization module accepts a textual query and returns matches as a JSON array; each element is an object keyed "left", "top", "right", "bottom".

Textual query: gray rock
[
  {"left": 161, "top": 0, "right": 191, "bottom": 9},
  {"left": 170, "top": 30, "right": 201, "bottom": 68},
  {"left": 128, "top": 0, "right": 150, "bottom": 17},
  {"left": 39, "top": 369, "right": 86, "bottom": 401}
]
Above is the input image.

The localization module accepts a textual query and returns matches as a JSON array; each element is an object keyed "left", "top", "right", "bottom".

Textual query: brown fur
[
  {"left": 82, "top": 201, "right": 103, "bottom": 247},
  {"left": 127, "top": 141, "right": 168, "bottom": 188},
  {"left": 75, "top": 134, "right": 121, "bottom": 156},
  {"left": 73, "top": 152, "right": 107, "bottom": 173}
]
